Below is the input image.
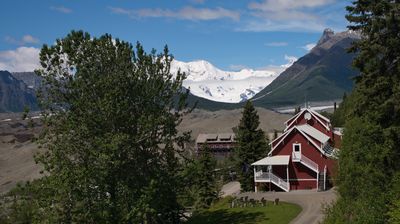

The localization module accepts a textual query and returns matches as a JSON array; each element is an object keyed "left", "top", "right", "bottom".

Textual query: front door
[{"left": 293, "top": 143, "right": 301, "bottom": 160}]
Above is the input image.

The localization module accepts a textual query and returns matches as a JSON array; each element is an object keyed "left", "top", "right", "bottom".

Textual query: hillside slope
[
  {"left": 252, "top": 29, "right": 360, "bottom": 108},
  {"left": 0, "top": 71, "right": 38, "bottom": 112}
]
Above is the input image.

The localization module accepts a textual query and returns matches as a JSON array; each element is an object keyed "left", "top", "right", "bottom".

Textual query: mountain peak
[
  {"left": 169, "top": 59, "right": 283, "bottom": 103},
  {"left": 314, "top": 28, "right": 361, "bottom": 52},
  {"left": 317, "top": 28, "right": 335, "bottom": 46}
]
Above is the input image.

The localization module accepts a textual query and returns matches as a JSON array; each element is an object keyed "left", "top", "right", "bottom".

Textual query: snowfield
[{"left": 171, "top": 58, "right": 296, "bottom": 103}]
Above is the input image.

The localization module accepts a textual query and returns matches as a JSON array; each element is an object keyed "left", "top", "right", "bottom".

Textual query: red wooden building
[{"left": 252, "top": 108, "right": 341, "bottom": 192}]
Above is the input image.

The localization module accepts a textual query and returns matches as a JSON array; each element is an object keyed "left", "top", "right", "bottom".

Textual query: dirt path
[
  {"left": 239, "top": 189, "right": 337, "bottom": 224},
  {"left": 221, "top": 181, "right": 241, "bottom": 197}
]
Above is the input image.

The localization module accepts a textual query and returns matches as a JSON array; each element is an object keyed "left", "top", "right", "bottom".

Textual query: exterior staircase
[
  {"left": 292, "top": 152, "right": 319, "bottom": 173},
  {"left": 255, "top": 171, "right": 290, "bottom": 192}
]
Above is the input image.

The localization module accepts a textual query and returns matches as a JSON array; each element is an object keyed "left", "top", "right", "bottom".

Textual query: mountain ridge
[
  {"left": 0, "top": 71, "right": 38, "bottom": 112},
  {"left": 250, "top": 29, "right": 361, "bottom": 108},
  {"left": 170, "top": 59, "right": 293, "bottom": 103},
  {"left": 0, "top": 28, "right": 361, "bottom": 112}
]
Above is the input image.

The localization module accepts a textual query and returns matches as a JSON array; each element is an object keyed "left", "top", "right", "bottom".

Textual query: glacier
[{"left": 170, "top": 57, "right": 296, "bottom": 103}]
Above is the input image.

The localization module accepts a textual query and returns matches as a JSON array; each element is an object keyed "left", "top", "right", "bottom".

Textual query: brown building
[{"left": 195, "top": 133, "right": 236, "bottom": 159}]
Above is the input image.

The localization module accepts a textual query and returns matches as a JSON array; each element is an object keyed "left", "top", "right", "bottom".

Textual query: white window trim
[{"left": 293, "top": 143, "right": 301, "bottom": 153}]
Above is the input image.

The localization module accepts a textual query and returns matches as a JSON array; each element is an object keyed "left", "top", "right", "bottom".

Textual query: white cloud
[
  {"left": 241, "top": 0, "right": 335, "bottom": 32},
  {"left": 5, "top": 35, "right": 40, "bottom": 45},
  {"left": 238, "top": 20, "right": 326, "bottom": 32},
  {"left": 249, "top": 0, "right": 334, "bottom": 11},
  {"left": 50, "top": 6, "right": 72, "bottom": 14},
  {"left": 229, "top": 55, "right": 297, "bottom": 73},
  {"left": 283, "top": 55, "right": 297, "bottom": 66},
  {"left": 265, "top": 42, "right": 288, "bottom": 47},
  {"left": 109, "top": 7, "right": 131, "bottom": 15},
  {"left": 258, "top": 55, "right": 297, "bottom": 72},
  {"left": 109, "top": 6, "right": 240, "bottom": 21},
  {"left": 251, "top": 10, "right": 317, "bottom": 21},
  {"left": 22, "top": 35, "right": 40, "bottom": 44},
  {"left": 302, "top": 43, "right": 316, "bottom": 51},
  {"left": 0, "top": 47, "right": 40, "bottom": 72}
]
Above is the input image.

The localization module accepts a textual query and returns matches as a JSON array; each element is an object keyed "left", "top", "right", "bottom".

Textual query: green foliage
[
  {"left": 325, "top": 1, "right": 400, "bottom": 223},
  {"left": 21, "top": 105, "right": 29, "bottom": 120},
  {"left": 0, "top": 178, "right": 57, "bottom": 224},
  {"left": 234, "top": 101, "right": 269, "bottom": 192},
  {"left": 388, "top": 173, "right": 400, "bottom": 224},
  {"left": 195, "top": 146, "right": 219, "bottom": 209},
  {"left": 180, "top": 146, "right": 219, "bottom": 210},
  {"left": 6, "top": 30, "right": 192, "bottom": 223},
  {"left": 187, "top": 196, "right": 301, "bottom": 224},
  {"left": 252, "top": 38, "right": 357, "bottom": 108},
  {"left": 345, "top": 0, "right": 400, "bottom": 128},
  {"left": 330, "top": 92, "right": 354, "bottom": 127},
  {"left": 325, "top": 118, "right": 391, "bottom": 223}
]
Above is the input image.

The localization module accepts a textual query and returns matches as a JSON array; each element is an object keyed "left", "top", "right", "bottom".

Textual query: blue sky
[{"left": 0, "top": 0, "right": 352, "bottom": 72}]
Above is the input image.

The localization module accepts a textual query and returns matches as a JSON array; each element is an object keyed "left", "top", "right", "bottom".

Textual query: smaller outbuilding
[{"left": 195, "top": 133, "right": 236, "bottom": 159}]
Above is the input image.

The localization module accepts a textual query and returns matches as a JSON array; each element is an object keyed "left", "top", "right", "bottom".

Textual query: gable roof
[
  {"left": 269, "top": 124, "right": 331, "bottom": 157},
  {"left": 297, "top": 124, "right": 330, "bottom": 143},
  {"left": 284, "top": 108, "right": 331, "bottom": 132}
]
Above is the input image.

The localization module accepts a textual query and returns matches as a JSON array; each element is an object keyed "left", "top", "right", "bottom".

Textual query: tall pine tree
[
  {"left": 325, "top": 1, "right": 400, "bottom": 223},
  {"left": 195, "top": 145, "right": 219, "bottom": 209},
  {"left": 234, "top": 101, "right": 269, "bottom": 192}
]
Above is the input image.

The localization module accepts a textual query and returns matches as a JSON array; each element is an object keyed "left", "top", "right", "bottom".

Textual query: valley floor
[{"left": 0, "top": 108, "right": 290, "bottom": 194}]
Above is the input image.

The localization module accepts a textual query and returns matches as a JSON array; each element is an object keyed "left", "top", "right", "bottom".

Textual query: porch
[{"left": 252, "top": 155, "right": 290, "bottom": 192}]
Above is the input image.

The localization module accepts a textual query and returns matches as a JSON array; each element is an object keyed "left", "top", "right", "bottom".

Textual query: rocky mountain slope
[
  {"left": 0, "top": 71, "right": 38, "bottom": 112},
  {"left": 251, "top": 29, "right": 361, "bottom": 108},
  {"left": 12, "top": 72, "right": 42, "bottom": 90},
  {"left": 0, "top": 28, "right": 360, "bottom": 111}
]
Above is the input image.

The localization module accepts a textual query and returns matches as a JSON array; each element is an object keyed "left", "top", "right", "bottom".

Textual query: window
[{"left": 293, "top": 143, "right": 301, "bottom": 152}]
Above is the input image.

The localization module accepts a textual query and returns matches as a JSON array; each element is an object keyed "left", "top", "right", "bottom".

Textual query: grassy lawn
[{"left": 187, "top": 197, "right": 302, "bottom": 224}]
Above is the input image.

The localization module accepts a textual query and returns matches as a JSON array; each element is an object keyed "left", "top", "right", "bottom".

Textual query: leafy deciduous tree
[{"left": 18, "top": 30, "right": 191, "bottom": 223}]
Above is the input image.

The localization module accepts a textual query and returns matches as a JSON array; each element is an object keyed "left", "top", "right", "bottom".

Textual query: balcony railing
[
  {"left": 255, "top": 171, "right": 289, "bottom": 192},
  {"left": 292, "top": 152, "right": 319, "bottom": 173}
]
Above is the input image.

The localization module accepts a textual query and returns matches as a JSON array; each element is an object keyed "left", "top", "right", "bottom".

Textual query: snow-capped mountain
[{"left": 170, "top": 58, "right": 296, "bottom": 103}]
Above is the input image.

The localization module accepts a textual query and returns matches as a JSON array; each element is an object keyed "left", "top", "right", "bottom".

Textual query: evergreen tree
[
  {"left": 195, "top": 146, "right": 219, "bottom": 209},
  {"left": 11, "top": 30, "right": 191, "bottom": 223},
  {"left": 234, "top": 101, "right": 269, "bottom": 192},
  {"left": 325, "top": 118, "right": 390, "bottom": 223},
  {"left": 345, "top": 0, "right": 400, "bottom": 127},
  {"left": 330, "top": 92, "right": 354, "bottom": 127},
  {"left": 325, "top": 1, "right": 400, "bottom": 223},
  {"left": 388, "top": 173, "right": 400, "bottom": 223}
]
